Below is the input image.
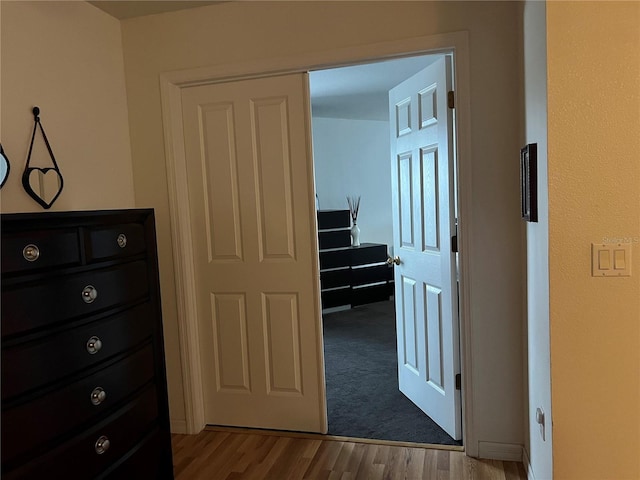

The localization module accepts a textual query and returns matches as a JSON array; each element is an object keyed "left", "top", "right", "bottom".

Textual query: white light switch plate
[{"left": 592, "top": 243, "right": 632, "bottom": 277}]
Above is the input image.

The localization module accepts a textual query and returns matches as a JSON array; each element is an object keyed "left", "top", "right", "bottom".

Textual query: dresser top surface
[{"left": 1, "top": 208, "right": 154, "bottom": 227}]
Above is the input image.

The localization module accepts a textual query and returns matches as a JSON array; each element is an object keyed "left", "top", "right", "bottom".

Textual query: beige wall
[
  {"left": 0, "top": 1, "right": 134, "bottom": 213},
  {"left": 121, "top": 1, "right": 525, "bottom": 450},
  {"left": 547, "top": 2, "right": 640, "bottom": 479}
]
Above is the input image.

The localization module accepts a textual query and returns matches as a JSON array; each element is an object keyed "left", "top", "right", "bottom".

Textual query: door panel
[
  {"left": 421, "top": 147, "right": 440, "bottom": 251},
  {"left": 263, "top": 293, "right": 302, "bottom": 395},
  {"left": 425, "top": 284, "right": 443, "bottom": 390},
  {"left": 252, "top": 97, "right": 296, "bottom": 260},
  {"left": 199, "top": 102, "right": 243, "bottom": 262},
  {"left": 211, "top": 293, "right": 250, "bottom": 392},
  {"left": 398, "top": 153, "right": 415, "bottom": 248},
  {"left": 181, "top": 74, "right": 325, "bottom": 433},
  {"left": 401, "top": 276, "right": 419, "bottom": 374},
  {"left": 389, "top": 57, "right": 461, "bottom": 440}
]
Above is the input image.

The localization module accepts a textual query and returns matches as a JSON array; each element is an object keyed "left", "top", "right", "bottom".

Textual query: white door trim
[{"left": 160, "top": 31, "right": 477, "bottom": 456}]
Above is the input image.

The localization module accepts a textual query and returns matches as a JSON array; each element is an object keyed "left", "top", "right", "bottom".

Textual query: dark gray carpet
[{"left": 322, "top": 300, "right": 461, "bottom": 446}]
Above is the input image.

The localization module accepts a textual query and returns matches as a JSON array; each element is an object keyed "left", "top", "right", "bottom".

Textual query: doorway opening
[
  {"left": 161, "top": 31, "right": 474, "bottom": 447},
  {"left": 309, "top": 54, "right": 462, "bottom": 447}
]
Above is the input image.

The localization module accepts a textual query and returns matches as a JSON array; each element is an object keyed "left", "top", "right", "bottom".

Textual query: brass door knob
[{"left": 386, "top": 256, "right": 401, "bottom": 266}]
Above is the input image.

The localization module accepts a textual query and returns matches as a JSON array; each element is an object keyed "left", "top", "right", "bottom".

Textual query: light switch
[
  {"left": 614, "top": 249, "right": 626, "bottom": 270},
  {"left": 592, "top": 243, "right": 632, "bottom": 277},
  {"left": 599, "top": 250, "right": 611, "bottom": 270}
]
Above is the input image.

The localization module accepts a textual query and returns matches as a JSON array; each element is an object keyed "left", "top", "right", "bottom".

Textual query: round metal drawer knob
[
  {"left": 81, "top": 285, "right": 98, "bottom": 304},
  {"left": 117, "top": 233, "right": 127, "bottom": 248},
  {"left": 90, "top": 387, "right": 107, "bottom": 406},
  {"left": 86, "top": 336, "right": 103, "bottom": 355},
  {"left": 94, "top": 435, "right": 110, "bottom": 455},
  {"left": 22, "top": 244, "right": 40, "bottom": 262}
]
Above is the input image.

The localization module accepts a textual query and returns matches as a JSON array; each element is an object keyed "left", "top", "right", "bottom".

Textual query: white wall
[
  {"left": 523, "top": 2, "right": 552, "bottom": 479},
  {"left": 0, "top": 2, "right": 135, "bottom": 213},
  {"left": 312, "top": 116, "right": 393, "bottom": 249}
]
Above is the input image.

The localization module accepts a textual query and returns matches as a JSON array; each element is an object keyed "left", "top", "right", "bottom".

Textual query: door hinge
[
  {"left": 447, "top": 91, "right": 455, "bottom": 109},
  {"left": 455, "top": 373, "right": 461, "bottom": 390}
]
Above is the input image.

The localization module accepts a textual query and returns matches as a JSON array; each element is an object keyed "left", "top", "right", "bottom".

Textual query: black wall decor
[
  {"left": 22, "top": 106, "right": 64, "bottom": 209},
  {"left": 0, "top": 143, "right": 10, "bottom": 188},
  {"left": 520, "top": 143, "right": 538, "bottom": 223}
]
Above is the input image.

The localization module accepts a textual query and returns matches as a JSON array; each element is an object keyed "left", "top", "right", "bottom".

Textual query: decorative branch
[{"left": 347, "top": 195, "right": 361, "bottom": 224}]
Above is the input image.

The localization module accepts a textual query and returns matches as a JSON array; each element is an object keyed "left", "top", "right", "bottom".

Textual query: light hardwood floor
[{"left": 172, "top": 428, "right": 527, "bottom": 480}]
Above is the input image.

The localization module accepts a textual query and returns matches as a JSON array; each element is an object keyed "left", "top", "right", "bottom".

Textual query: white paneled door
[
  {"left": 389, "top": 57, "right": 462, "bottom": 440},
  {"left": 181, "top": 74, "right": 325, "bottom": 432}
]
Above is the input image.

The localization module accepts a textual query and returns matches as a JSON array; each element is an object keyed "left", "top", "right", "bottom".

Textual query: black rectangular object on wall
[{"left": 520, "top": 143, "right": 538, "bottom": 223}]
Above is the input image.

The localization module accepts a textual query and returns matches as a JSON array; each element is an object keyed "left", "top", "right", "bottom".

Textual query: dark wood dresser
[
  {"left": 317, "top": 210, "right": 393, "bottom": 309},
  {"left": 1, "top": 209, "right": 173, "bottom": 479}
]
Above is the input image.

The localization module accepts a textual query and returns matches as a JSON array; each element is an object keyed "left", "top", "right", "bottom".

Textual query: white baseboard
[
  {"left": 523, "top": 447, "right": 536, "bottom": 480},
  {"left": 477, "top": 441, "right": 524, "bottom": 462},
  {"left": 171, "top": 418, "right": 188, "bottom": 434}
]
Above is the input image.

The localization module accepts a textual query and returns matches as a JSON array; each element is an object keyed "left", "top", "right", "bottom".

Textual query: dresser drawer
[
  {"left": 102, "top": 428, "right": 173, "bottom": 480},
  {"left": 2, "top": 345, "right": 156, "bottom": 465},
  {"left": 351, "top": 243, "right": 388, "bottom": 266},
  {"left": 317, "top": 210, "right": 350, "bottom": 229},
  {"left": 351, "top": 264, "right": 393, "bottom": 287},
  {"left": 1, "top": 228, "right": 81, "bottom": 275},
  {"left": 2, "top": 385, "right": 159, "bottom": 480},
  {"left": 86, "top": 223, "right": 146, "bottom": 262},
  {"left": 319, "top": 249, "right": 351, "bottom": 270},
  {"left": 1, "top": 261, "right": 149, "bottom": 337},
  {"left": 318, "top": 230, "right": 351, "bottom": 250},
  {"left": 321, "top": 287, "right": 352, "bottom": 308},
  {"left": 2, "top": 302, "right": 153, "bottom": 401},
  {"left": 320, "top": 268, "right": 351, "bottom": 290}
]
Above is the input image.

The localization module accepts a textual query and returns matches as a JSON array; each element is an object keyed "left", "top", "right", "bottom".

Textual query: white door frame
[{"left": 160, "top": 31, "right": 477, "bottom": 455}]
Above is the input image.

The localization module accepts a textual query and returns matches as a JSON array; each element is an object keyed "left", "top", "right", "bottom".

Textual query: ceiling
[
  {"left": 88, "top": 1, "right": 223, "bottom": 20},
  {"left": 309, "top": 55, "right": 440, "bottom": 121},
  {"left": 87, "top": 1, "right": 439, "bottom": 121}
]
